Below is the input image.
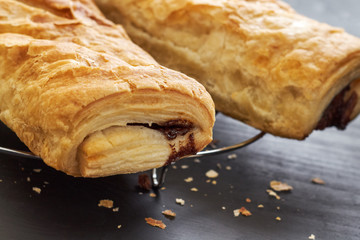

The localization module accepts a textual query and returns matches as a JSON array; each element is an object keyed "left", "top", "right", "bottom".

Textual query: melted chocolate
[
  {"left": 128, "top": 120, "right": 193, "bottom": 140},
  {"left": 166, "top": 133, "right": 197, "bottom": 166},
  {"left": 316, "top": 86, "right": 358, "bottom": 130}
]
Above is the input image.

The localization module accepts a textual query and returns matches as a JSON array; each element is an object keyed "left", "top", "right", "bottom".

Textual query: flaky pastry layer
[
  {"left": 96, "top": 0, "right": 360, "bottom": 139},
  {"left": 0, "top": 0, "right": 215, "bottom": 177}
]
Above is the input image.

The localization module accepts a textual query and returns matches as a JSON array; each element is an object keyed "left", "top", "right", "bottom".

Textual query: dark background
[{"left": 0, "top": 0, "right": 359, "bottom": 239}]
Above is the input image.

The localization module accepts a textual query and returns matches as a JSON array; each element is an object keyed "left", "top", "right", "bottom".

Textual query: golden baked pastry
[
  {"left": 0, "top": 0, "right": 215, "bottom": 177},
  {"left": 96, "top": 0, "right": 360, "bottom": 139}
]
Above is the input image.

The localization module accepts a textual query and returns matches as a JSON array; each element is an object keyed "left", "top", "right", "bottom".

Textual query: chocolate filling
[
  {"left": 128, "top": 119, "right": 194, "bottom": 140},
  {"left": 316, "top": 86, "right": 358, "bottom": 130},
  {"left": 166, "top": 133, "right": 197, "bottom": 166},
  {"left": 127, "top": 120, "right": 197, "bottom": 165}
]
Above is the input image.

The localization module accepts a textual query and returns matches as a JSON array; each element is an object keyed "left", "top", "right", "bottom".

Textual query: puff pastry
[
  {"left": 0, "top": 0, "right": 215, "bottom": 177},
  {"left": 96, "top": 0, "right": 360, "bottom": 139}
]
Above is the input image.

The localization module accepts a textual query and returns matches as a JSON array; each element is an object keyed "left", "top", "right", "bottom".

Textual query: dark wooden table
[{"left": 1, "top": 0, "right": 360, "bottom": 239}]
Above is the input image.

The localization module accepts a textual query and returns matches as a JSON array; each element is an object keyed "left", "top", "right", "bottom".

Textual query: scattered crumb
[
  {"left": 44, "top": 181, "right": 49, "bottom": 185},
  {"left": 14, "top": 181, "right": 17, "bottom": 184},
  {"left": 32, "top": 187, "right": 41, "bottom": 194},
  {"left": 206, "top": 169, "right": 219, "bottom": 178},
  {"left": 117, "top": 225, "right": 122, "bottom": 229},
  {"left": 206, "top": 179, "right": 211, "bottom": 183},
  {"left": 181, "top": 165, "right": 189, "bottom": 169},
  {"left": 258, "top": 204, "right": 264, "bottom": 208},
  {"left": 162, "top": 209, "right": 176, "bottom": 217},
  {"left": 225, "top": 166, "right": 232, "bottom": 171},
  {"left": 26, "top": 177, "right": 31, "bottom": 182},
  {"left": 233, "top": 209, "right": 241, "bottom": 217},
  {"left": 222, "top": 206, "right": 226, "bottom": 210},
  {"left": 277, "top": 206, "right": 280, "bottom": 210},
  {"left": 245, "top": 198, "right": 251, "bottom": 203},
  {"left": 234, "top": 207, "right": 252, "bottom": 217},
  {"left": 149, "top": 193, "right": 157, "bottom": 198},
  {"left": 229, "top": 185, "right": 234, "bottom": 189},
  {"left": 227, "top": 154, "right": 237, "bottom": 159},
  {"left": 160, "top": 187, "right": 166, "bottom": 190},
  {"left": 216, "top": 163, "right": 222, "bottom": 169},
  {"left": 194, "top": 158, "right": 201, "bottom": 163},
  {"left": 0, "top": 179, "right": 3, "bottom": 183},
  {"left": 176, "top": 198, "right": 185, "bottom": 206},
  {"left": 33, "top": 169, "right": 42, "bottom": 173},
  {"left": 172, "top": 165, "right": 177, "bottom": 169},
  {"left": 184, "top": 177, "right": 193, "bottom": 183},
  {"left": 138, "top": 174, "right": 151, "bottom": 191},
  {"left": 113, "top": 207, "right": 119, "bottom": 212},
  {"left": 270, "top": 180, "right": 293, "bottom": 192},
  {"left": 145, "top": 218, "right": 166, "bottom": 229},
  {"left": 138, "top": 192, "right": 143, "bottom": 195},
  {"left": 98, "top": 199, "right": 114, "bottom": 209},
  {"left": 212, "top": 180, "right": 217, "bottom": 185},
  {"left": 266, "top": 189, "right": 281, "bottom": 200},
  {"left": 275, "top": 216, "right": 281, "bottom": 221},
  {"left": 190, "top": 204, "right": 194, "bottom": 208},
  {"left": 204, "top": 194, "right": 208, "bottom": 197},
  {"left": 308, "top": 234, "right": 316, "bottom": 240},
  {"left": 312, "top": 177, "right": 325, "bottom": 185},
  {"left": 190, "top": 188, "right": 198, "bottom": 192}
]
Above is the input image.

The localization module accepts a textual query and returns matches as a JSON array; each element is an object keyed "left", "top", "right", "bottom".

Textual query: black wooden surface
[{"left": 1, "top": 0, "right": 360, "bottom": 239}]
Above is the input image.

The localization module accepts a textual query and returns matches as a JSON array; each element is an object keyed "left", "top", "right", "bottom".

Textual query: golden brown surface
[
  {"left": 96, "top": 0, "right": 360, "bottom": 139},
  {"left": 0, "top": 0, "right": 215, "bottom": 177}
]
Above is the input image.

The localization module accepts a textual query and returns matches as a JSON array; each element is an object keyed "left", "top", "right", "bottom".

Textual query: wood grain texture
[{"left": 0, "top": 0, "right": 359, "bottom": 239}]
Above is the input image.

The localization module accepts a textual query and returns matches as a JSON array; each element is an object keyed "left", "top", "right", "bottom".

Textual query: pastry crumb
[
  {"left": 117, "top": 225, "right": 122, "bottom": 229},
  {"left": 145, "top": 218, "right": 166, "bottom": 229},
  {"left": 206, "top": 169, "right": 219, "bottom": 178},
  {"left": 26, "top": 177, "right": 31, "bottom": 182},
  {"left": 149, "top": 193, "right": 157, "bottom": 198},
  {"left": 266, "top": 189, "right": 281, "bottom": 200},
  {"left": 181, "top": 165, "right": 189, "bottom": 169},
  {"left": 258, "top": 204, "right": 264, "bottom": 208},
  {"left": 194, "top": 158, "right": 201, "bottom": 163},
  {"left": 176, "top": 198, "right": 185, "bottom": 206},
  {"left": 172, "top": 165, "right": 177, "bottom": 169},
  {"left": 216, "top": 163, "right": 222, "bottom": 169},
  {"left": 33, "top": 169, "right": 42, "bottom": 173},
  {"left": 277, "top": 206, "right": 280, "bottom": 210},
  {"left": 227, "top": 154, "right": 237, "bottom": 159},
  {"left": 212, "top": 180, "right": 217, "bottom": 185},
  {"left": 308, "top": 234, "right": 316, "bottom": 240},
  {"left": 98, "top": 199, "right": 114, "bottom": 209},
  {"left": 190, "top": 187, "right": 198, "bottom": 192},
  {"left": 225, "top": 166, "right": 232, "bottom": 171},
  {"left": 0, "top": 179, "right": 3, "bottom": 183},
  {"left": 222, "top": 206, "right": 226, "bottom": 210},
  {"left": 162, "top": 209, "right": 176, "bottom": 217},
  {"left": 160, "top": 187, "right": 166, "bottom": 190},
  {"left": 138, "top": 174, "right": 151, "bottom": 191},
  {"left": 275, "top": 216, "right": 281, "bottom": 221},
  {"left": 245, "top": 198, "right": 251, "bottom": 203},
  {"left": 234, "top": 207, "right": 252, "bottom": 217},
  {"left": 184, "top": 177, "right": 193, "bottom": 183},
  {"left": 112, "top": 207, "right": 119, "bottom": 212},
  {"left": 311, "top": 177, "right": 325, "bottom": 185},
  {"left": 270, "top": 180, "right": 293, "bottom": 192},
  {"left": 32, "top": 187, "right": 41, "bottom": 194}
]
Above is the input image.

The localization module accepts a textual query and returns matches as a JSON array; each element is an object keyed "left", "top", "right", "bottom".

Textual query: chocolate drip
[
  {"left": 166, "top": 133, "right": 197, "bottom": 166},
  {"left": 128, "top": 119, "right": 193, "bottom": 140},
  {"left": 316, "top": 86, "right": 358, "bottom": 130}
]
